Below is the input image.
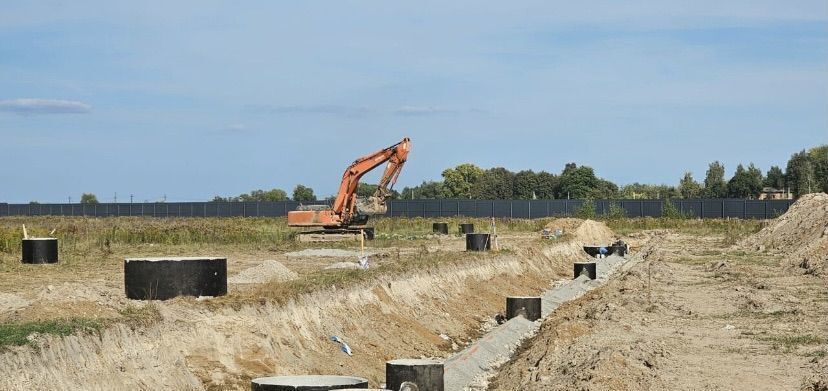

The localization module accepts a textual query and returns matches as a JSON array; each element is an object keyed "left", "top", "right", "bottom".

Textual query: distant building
[{"left": 758, "top": 187, "right": 792, "bottom": 200}]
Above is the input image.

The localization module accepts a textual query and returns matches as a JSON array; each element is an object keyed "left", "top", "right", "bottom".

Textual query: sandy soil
[{"left": 488, "top": 231, "right": 828, "bottom": 391}]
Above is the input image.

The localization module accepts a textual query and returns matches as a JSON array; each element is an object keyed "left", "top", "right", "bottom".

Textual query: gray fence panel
[
  {"left": 492, "top": 200, "right": 511, "bottom": 218},
  {"left": 256, "top": 202, "right": 277, "bottom": 217},
  {"left": 702, "top": 200, "right": 723, "bottom": 218},
  {"left": 440, "top": 200, "right": 459, "bottom": 217},
  {"left": 619, "top": 201, "right": 640, "bottom": 218},
  {"left": 677, "top": 200, "right": 702, "bottom": 218},
  {"left": 458, "top": 200, "right": 476, "bottom": 216},
  {"left": 475, "top": 201, "right": 493, "bottom": 217},
  {"left": 549, "top": 200, "right": 566, "bottom": 216},
  {"left": 511, "top": 200, "right": 529, "bottom": 218},
  {"left": 407, "top": 201, "right": 425, "bottom": 218},
  {"left": 723, "top": 200, "right": 745, "bottom": 218},
  {"left": 766, "top": 200, "right": 791, "bottom": 218},
  {"left": 745, "top": 201, "right": 766, "bottom": 219},
  {"left": 0, "top": 199, "right": 799, "bottom": 219},
  {"left": 529, "top": 200, "right": 549, "bottom": 218},
  {"left": 423, "top": 200, "right": 441, "bottom": 218}
]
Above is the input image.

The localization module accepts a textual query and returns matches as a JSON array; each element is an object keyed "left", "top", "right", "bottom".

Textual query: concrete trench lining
[{"left": 444, "top": 253, "right": 634, "bottom": 390}]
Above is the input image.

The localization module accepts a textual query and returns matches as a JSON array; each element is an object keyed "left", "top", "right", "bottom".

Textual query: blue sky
[{"left": 1, "top": 1, "right": 826, "bottom": 202}]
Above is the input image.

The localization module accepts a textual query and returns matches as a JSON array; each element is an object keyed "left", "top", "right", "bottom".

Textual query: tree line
[
  {"left": 63, "top": 144, "right": 826, "bottom": 204},
  {"left": 399, "top": 144, "right": 827, "bottom": 200}
]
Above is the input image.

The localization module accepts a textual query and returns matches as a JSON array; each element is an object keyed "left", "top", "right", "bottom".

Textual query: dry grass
[
  {"left": 212, "top": 247, "right": 497, "bottom": 308},
  {"left": 606, "top": 217, "right": 763, "bottom": 238}
]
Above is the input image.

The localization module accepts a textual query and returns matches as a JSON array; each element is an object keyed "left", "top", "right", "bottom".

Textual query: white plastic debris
[{"left": 330, "top": 335, "right": 353, "bottom": 356}]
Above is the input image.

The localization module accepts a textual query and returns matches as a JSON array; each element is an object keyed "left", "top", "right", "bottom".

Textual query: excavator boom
[{"left": 287, "top": 137, "right": 411, "bottom": 229}]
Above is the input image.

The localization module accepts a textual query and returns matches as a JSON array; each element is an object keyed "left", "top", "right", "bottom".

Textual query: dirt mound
[
  {"left": 228, "top": 260, "right": 298, "bottom": 284},
  {"left": 544, "top": 218, "right": 615, "bottom": 245},
  {"left": 543, "top": 218, "right": 584, "bottom": 233},
  {"left": 741, "top": 193, "right": 828, "bottom": 275}
]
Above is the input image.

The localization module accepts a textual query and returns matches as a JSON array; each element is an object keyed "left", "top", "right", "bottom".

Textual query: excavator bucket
[{"left": 355, "top": 196, "right": 388, "bottom": 216}]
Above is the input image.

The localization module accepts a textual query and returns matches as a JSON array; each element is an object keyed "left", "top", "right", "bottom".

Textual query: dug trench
[
  {"left": 487, "top": 231, "right": 828, "bottom": 390},
  {"left": 0, "top": 220, "right": 635, "bottom": 390}
]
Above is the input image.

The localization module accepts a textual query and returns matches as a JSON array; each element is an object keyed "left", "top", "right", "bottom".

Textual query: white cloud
[
  {"left": 0, "top": 99, "right": 92, "bottom": 115},
  {"left": 223, "top": 123, "right": 246, "bottom": 132}
]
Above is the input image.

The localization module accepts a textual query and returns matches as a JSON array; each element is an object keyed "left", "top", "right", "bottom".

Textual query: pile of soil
[
  {"left": 228, "top": 260, "right": 298, "bottom": 284},
  {"left": 544, "top": 218, "right": 615, "bottom": 245},
  {"left": 741, "top": 193, "right": 828, "bottom": 275},
  {"left": 543, "top": 218, "right": 584, "bottom": 233}
]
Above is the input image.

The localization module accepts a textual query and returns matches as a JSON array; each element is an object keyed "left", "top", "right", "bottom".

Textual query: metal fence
[{"left": 0, "top": 199, "right": 794, "bottom": 219}]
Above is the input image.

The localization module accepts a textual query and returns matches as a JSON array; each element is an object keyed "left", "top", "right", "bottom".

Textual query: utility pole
[
  {"left": 114, "top": 192, "right": 117, "bottom": 203},
  {"left": 130, "top": 194, "right": 134, "bottom": 203},
  {"left": 68, "top": 196, "right": 72, "bottom": 204}
]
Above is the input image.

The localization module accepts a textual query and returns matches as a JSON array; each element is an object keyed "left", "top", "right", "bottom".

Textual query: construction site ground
[{"left": 0, "top": 195, "right": 825, "bottom": 390}]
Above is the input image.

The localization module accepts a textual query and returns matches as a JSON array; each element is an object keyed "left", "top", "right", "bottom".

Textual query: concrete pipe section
[
  {"left": 574, "top": 261, "right": 597, "bottom": 280},
  {"left": 386, "top": 358, "right": 444, "bottom": 391},
  {"left": 465, "top": 233, "right": 491, "bottom": 251},
  {"left": 124, "top": 257, "right": 227, "bottom": 300},
  {"left": 251, "top": 375, "right": 369, "bottom": 391},
  {"left": 21, "top": 238, "right": 58, "bottom": 264},
  {"left": 432, "top": 222, "right": 449, "bottom": 235},
  {"left": 506, "top": 296, "right": 542, "bottom": 321},
  {"left": 458, "top": 223, "right": 474, "bottom": 235}
]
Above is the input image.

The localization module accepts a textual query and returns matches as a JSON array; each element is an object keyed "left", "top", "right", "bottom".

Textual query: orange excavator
[{"left": 287, "top": 137, "right": 411, "bottom": 240}]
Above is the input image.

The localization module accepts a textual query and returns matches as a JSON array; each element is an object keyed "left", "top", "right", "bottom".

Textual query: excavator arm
[{"left": 288, "top": 137, "right": 411, "bottom": 228}]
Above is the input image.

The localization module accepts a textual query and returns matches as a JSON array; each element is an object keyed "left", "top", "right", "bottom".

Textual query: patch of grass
[
  {"left": 806, "top": 350, "right": 827, "bottom": 358},
  {"left": 606, "top": 217, "right": 762, "bottom": 237},
  {"left": 0, "top": 318, "right": 105, "bottom": 348},
  {"left": 119, "top": 302, "right": 162, "bottom": 327},
  {"left": 709, "top": 309, "right": 799, "bottom": 320},
  {"left": 759, "top": 334, "right": 825, "bottom": 352}
]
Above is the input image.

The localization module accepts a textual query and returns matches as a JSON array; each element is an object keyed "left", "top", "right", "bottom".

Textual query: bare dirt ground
[{"left": 489, "top": 199, "right": 828, "bottom": 390}]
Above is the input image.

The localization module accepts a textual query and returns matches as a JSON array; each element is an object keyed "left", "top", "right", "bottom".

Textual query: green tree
[
  {"left": 703, "top": 161, "right": 727, "bottom": 198},
  {"left": 619, "top": 183, "right": 677, "bottom": 199},
  {"left": 557, "top": 165, "right": 617, "bottom": 199},
  {"left": 512, "top": 170, "right": 538, "bottom": 199},
  {"left": 727, "top": 163, "right": 763, "bottom": 198},
  {"left": 678, "top": 172, "right": 702, "bottom": 198},
  {"left": 534, "top": 171, "right": 558, "bottom": 199},
  {"left": 80, "top": 193, "right": 99, "bottom": 204},
  {"left": 356, "top": 183, "right": 378, "bottom": 198},
  {"left": 594, "top": 179, "right": 620, "bottom": 199},
  {"left": 355, "top": 183, "right": 399, "bottom": 199},
  {"left": 763, "top": 165, "right": 785, "bottom": 189},
  {"left": 471, "top": 167, "right": 515, "bottom": 199},
  {"left": 441, "top": 163, "right": 483, "bottom": 198},
  {"left": 238, "top": 188, "right": 289, "bottom": 202},
  {"left": 785, "top": 150, "right": 815, "bottom": 196},
  {"left": 401, "top": 181, "right": 446, "bottom": 199},
  {"left": 746, "top": 163, "right": 764, "bottom": 195},
  {"left": 292, "top": 185, "right": 316, "bottom": 202},
  {"left": 808, "top": 145, "right": 828, "bottom": 193}
]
